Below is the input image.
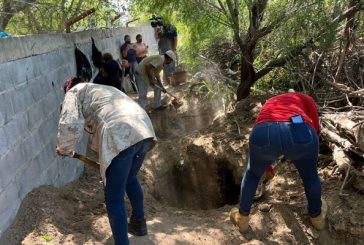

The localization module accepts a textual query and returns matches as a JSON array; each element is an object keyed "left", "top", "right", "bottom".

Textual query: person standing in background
[
  {"left": 135, "top": 34, "right": 149, "bottom": 64},
  {"left": 93, "top": 53, "right": 124, "bottom": 92},
  {"left": 135, "top": 51, "right": 176, "bottom": 110},
  {"left": 155, "top": 21, "right": 178, "bottom": 85},
  {"left": 121, "top": 35, "right": 138, "bottom": 92}
]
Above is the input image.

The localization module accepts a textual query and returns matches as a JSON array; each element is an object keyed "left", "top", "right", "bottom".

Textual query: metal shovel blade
[{"left": 254, "top": 179, "right": 268, "bottom": 200}]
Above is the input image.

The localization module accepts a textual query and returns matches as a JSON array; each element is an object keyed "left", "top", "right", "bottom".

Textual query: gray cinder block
[
  {"left": 0, "top": 145, "right": 26, "bottom": 190},
  {"left": 0, "top": 89, "right": 15, "bottom": 126},
  {"left": 12, "top": 85, "right": 35, "bottom": 115},
  {"left": 3, "top": 114, "right": 29, "bottom": 149}
]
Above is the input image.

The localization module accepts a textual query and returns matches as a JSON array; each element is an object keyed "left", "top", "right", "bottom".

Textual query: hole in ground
[
  {"left": 216, "top": 160, "right": 241, "bottom": 206},
  {"left": 151, "top": 145, "right": 240, "bottom": 210}
]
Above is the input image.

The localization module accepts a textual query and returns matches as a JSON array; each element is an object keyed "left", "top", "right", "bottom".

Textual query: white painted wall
[{"left": 0, "top": 24, "right": 157, "bottom": 238}]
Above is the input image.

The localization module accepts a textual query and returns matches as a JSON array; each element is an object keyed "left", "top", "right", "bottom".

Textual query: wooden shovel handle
[
  {"left": 154, "top": 84, "right": 178, "bottom": 99},
  {"left": 72, "top": 152, "right": 100, "bottom": 170}
]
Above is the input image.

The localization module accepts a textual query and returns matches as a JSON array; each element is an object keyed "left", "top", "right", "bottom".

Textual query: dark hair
[
  {"left": 136, "top": 34, "right": 142, "bottom": 39},
  {"left": 102, "top": 53, "right": 113, "bottom": 62},
  {"left": 63, "top": 77, "right": 84, "bottom": 93},
  {"left": 124, "top": 35, "right": 130, "bottom": 41},
  {"left": 102, "top": 60, "right": 119, "bottom": 75}
]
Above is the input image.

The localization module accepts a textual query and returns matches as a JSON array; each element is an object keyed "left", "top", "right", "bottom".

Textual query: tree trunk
[
  {"left": 0, "top": 0, "right": 12, "bottom": 31},
  {"left": 0, "top": 0, "right": 36, "bottom": 31},
  {"left": 0, "top": 16, "right": 11, "bottom": 31},
  {"left": 334, "top": 0, "right": 358, "bottom": 83},
  {"left": 236, "top": 48, "right": 256, "bottom": 101}
]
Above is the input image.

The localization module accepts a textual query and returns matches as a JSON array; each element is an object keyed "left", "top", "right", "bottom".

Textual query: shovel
[
  {"left": 154, "top": 84, "right": 183, "bottom": 108},
  {"left": 254, "top": 159, "right": 284, "bottom": 200},
  {"left": 254, "top": 179, "right": 268, "bottom": 200},
  {"left": 64, "top": 151, "right": 100, "bottom": 170}
]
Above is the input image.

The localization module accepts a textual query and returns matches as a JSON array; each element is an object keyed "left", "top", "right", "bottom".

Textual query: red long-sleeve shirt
[
  {"left": 255, "top": 93, "right": 320, "bottom": 133},
  {"left": 256, "top": 93, "right": 320, "bottom": 175}
]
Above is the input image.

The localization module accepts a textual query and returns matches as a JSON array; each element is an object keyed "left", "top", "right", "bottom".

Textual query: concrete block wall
[{"left": 0, "top": 25, "right": 157, "bottom": 238}]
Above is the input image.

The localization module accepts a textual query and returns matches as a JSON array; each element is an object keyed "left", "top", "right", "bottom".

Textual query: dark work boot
[{"left": 128, "top": 216, "right": 148, "bottom": 236}]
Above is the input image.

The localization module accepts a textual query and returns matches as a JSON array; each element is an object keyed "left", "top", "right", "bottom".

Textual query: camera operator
[{"left": 152, "top": 17, "right": 178, "bottom": 85}]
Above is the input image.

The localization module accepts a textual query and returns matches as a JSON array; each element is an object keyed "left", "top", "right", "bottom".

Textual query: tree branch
[
  {"left": 254, "top": 1, "right": 364, "bottom": 81},
  {"left": 26, "top": 8, "right": 42, "bottom": 33},
  {"left": 255, "top": 40, "right": 313, "bottom": 80},
  {"left": 0, "top": 0, "right": 13, "bottom": 30},
  {"left": 0, "top": 0, "right": 36, "bottom": 31},
  {"left": 208, "top": 0, "right": 228, "bottom": 17},
  {"left": 333, "top": 2, "right": 364, "bottom": 23},
  {"left": 76, "top": 0, "right": 84, "bottom": 13},
  {"left": 225, "top": 0, "right": 244, "bottom": 49},
  {"left": 251, "top": 2, "right": 314, "bottom": 47}
]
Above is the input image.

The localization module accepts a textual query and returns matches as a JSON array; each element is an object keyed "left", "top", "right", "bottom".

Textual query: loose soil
[{"left": 1, "top": 85, "right": 364, "bottom": 245}]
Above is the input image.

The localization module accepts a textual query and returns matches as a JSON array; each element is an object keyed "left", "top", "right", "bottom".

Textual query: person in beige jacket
[{"left": 56, "top": 78, "right": 156, "bottom": 245}]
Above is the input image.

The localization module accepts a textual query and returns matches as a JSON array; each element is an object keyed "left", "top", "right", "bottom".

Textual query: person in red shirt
[{"left": 230, "top": 92, "right": 327, "bottom": 232}]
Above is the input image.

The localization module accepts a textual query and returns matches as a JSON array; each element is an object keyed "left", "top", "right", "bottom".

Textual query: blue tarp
[{"left": 0, "top": 32, "right": 11, "bottom": 38}]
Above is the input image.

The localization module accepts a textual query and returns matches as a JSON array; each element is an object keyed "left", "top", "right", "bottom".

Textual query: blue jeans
[
  {"left": 239, "top": 122, "right": 321, "bottom": 217},
  {"left": 104, "top": 138, "right": 154, "bottom": 245},
  {"left": 136, "top": 74, "right": 162, "bottom": 110},
  {"left": 128, "top": 61, "right": 138, "bottom": 92}
]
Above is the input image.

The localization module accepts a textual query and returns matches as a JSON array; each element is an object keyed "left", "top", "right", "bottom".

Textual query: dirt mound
[{"left": 0, "top": 169, "right": 109, "bottom": 245}]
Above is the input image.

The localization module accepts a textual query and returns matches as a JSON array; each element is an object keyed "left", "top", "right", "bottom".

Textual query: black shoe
[{"left": 128, "top": 216, "right": 148, "bottom": 236}]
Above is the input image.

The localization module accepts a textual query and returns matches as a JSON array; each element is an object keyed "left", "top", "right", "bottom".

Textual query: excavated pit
[
  {"left": 148, "top": 144, "right": 240, "bottom": 210},
  {"left": 145, "top": 94, "right": 241, "bottom": 210}
]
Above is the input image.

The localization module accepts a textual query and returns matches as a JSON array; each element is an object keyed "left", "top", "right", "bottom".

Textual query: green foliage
[
  {"left": 129, "top": 0, "right": 350, "bottom": 79},
  {"left": 3, "top": 0, "right": 126, "bottom": 34},
  {"left": 40, "top": 235, "right": 54, "bottom": 242},
  {"left": 190, "top": 79, "right": 236, "bottom": 103},
  {"left": 130, "top": 0, "right": 232, "bottom": 72},
  {"left": 2, "top": 0, "right": 359, "bottom": 95},
  {"left": 254, "top": 67, "right": 294, "bottom": 92}
]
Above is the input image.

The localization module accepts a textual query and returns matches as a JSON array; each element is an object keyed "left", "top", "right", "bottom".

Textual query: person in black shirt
[
  {"left": 92, "top": 37, "right": 124, "bottom": 92},
  {"left": 93, "top": 53, "right": 124, "bottom": 92}
]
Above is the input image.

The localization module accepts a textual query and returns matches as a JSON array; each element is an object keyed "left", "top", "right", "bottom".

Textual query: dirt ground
[{"left": 1, "top": 85, "right": 364, "bottom": 245}]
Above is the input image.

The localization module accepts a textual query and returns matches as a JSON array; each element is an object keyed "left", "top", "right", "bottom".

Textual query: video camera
[{"left": 150, "top": 15, "right": 163, "bottom": 28}]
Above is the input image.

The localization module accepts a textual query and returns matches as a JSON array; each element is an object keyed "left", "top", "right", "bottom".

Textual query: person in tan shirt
[{"left": 135, "top": 50, "right": 176, "bottom": 110}]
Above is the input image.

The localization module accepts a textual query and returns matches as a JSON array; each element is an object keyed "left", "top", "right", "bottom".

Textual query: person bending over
[
  {"left": 56, "top": 78, "right": 156, "bottom": 245},
  {"left": 230, "top": 92, "right": 326, "bottom": 232}
]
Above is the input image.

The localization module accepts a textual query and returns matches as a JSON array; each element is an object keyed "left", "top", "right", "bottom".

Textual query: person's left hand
[
  {"left": 55, "top": 146, "right": 63, "bottom": 156},
  {"left": 55, "top": 146, "right": 72, "bottom": 157}
]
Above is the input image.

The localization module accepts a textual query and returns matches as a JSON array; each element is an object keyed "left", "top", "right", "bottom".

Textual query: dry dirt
[{"left": 1, "top": 86, "right": 364, "bottom": 245}]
